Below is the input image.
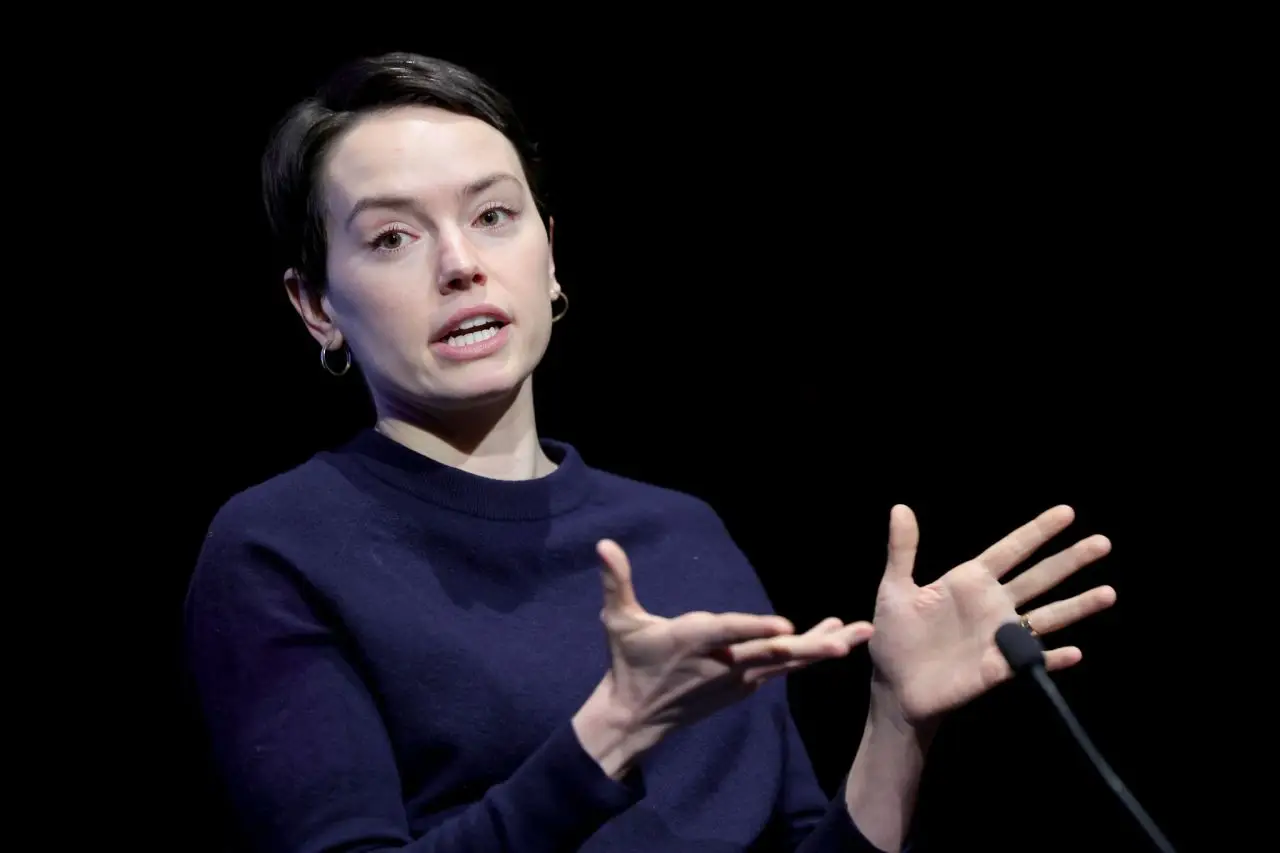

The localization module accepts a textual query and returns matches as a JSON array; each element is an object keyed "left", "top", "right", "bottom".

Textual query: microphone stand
[{"left": 996, "top": 622, "right": 1177, "bottom": 853}]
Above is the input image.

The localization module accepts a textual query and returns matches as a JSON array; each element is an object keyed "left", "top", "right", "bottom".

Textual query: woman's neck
[{"left": 373, "top": 380, "right": 556, "bottom": 482}]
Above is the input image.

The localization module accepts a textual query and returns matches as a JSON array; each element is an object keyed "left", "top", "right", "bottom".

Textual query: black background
[{"left": 80, "top": 24, "right": 1251, "bottom": 852}]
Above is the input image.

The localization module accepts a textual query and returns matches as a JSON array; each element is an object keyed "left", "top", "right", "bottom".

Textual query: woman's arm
[
  {"left": 841, "top": 686, "right": 933, "bottom": 852},
  {"left": 762, "top": 706, "right": 896, "bottom": 850},
  {"left": 185, "top": 521, "right": 645, "bottom": 853},
  {"left": 186, "top": 512, "right": 848, "bottom": 852},
  {"left": 772, "top": 704, "right": 912, "bottom": 853}
]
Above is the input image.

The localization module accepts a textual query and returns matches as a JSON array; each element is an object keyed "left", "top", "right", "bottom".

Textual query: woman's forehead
[{"left": 324, "top": 106, "right": 523, "bottom": 208}]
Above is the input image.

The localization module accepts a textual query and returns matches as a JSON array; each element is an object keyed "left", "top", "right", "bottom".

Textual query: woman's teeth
[{"left": 445, "top": 326, "right": 500, "bottom": 347}]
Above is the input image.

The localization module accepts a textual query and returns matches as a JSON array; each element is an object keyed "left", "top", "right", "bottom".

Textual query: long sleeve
[
  {"left": 687, "top": 501, "right": 891, "bottom": 852},
  {"left": 775, "top": 712, "right": 889, "bottom": 853},
  {"left": 183, "top": 515, "right": 643, "bottom": 853}
]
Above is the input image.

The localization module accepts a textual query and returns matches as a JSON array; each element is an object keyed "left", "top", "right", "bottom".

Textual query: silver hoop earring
[
  {"left": 320, "top": 341, "right": 351, "bottom": 376},
  {"left": 551, "top": 291, "right": 569, "bottom": 323}
]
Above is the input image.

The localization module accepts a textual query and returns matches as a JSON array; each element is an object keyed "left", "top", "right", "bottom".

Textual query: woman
[{"left": 184, "top": 52, "right": 1117, "bottom": 853}]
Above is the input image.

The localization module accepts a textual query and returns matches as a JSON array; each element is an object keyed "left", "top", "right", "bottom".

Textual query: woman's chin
[{"left": 428, "top": 376, "right": 526, "bottom": 412}]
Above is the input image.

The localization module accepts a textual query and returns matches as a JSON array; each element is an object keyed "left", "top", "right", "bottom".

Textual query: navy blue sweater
[{"left": 184, "top": 429, "right": 884, "bottom": 852}]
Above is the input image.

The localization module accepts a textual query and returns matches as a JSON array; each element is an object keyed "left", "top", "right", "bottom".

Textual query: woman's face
[{"left": 298, "top": 105, "right": 558, "bottom": 415}]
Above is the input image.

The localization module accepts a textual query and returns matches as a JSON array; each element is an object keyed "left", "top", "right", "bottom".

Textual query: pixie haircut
[{"left": 262, "top": 52, "right": 546, "bottom": 291}]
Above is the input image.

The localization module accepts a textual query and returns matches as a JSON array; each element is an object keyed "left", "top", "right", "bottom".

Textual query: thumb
[
  {"left": 884, "top": 504, "right": 920, "bottom": 581},
  {"left": 596, "top": 539, "right": 643, "bottom": 616}
]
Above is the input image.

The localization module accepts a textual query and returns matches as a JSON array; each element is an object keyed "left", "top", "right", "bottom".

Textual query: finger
[
  {"left": 718, "top": 620, "right": 838, "bottom": 667},
  {"left": 725, "top": 619, "right": 868, "bottom": 666},
  {"left": 685, "top": 611, "right": 795, "bottom": 651},
  {"left": 744, "top": 658, "right": 825, "bottom": 682},
  {"left": 1021, "top": 585, "right": 1117, "bottom": 636},
  {"left": 982, "top": 643, "right": 1083, "bottom": 683},
  {"left": 883, "top": 504, "right": 920, "bottom": 582},
  {"left": 742, "top": 624, "right": 874, "bottom": 680},
  {"left": 1045, "top": 645, "right": 1083, "bottom": 671},
  {"left": 976, "top": 505, "right": 1075, "bottom": 580},
  {"left": 743, "top": 621, "right": 871, "bottom": 667},
  {"left": 1004, "top": 535, "right": 1112, "bottom": 607},
  {"left": 596, "top": 539, "right": 643, "bottom": 616}
]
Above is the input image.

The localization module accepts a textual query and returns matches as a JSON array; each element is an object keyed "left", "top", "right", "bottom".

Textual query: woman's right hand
[{"left": 572, "top": 539, "right": 873, "bottom": 778}]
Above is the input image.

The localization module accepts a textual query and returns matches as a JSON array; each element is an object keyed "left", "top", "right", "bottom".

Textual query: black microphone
[{"left": 994, "top": 622, "right": 1177, "bottom": 853}]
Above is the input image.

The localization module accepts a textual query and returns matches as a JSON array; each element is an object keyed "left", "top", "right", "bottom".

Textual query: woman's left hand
[{"left": 867, "top": 504, "right": 1117, "bottom": 728}]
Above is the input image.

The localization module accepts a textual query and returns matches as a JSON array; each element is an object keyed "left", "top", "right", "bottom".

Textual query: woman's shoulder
[
  {"left": 189, "top": 448, "right": 373, "bottom": 603},
  {"left": 581, "top": 464, "right": 774, "bottom": 610},
  {"left": 582, "top": 463, "right": 735, "bottom": 543},
  {"left": 587, "top": 464, "right": 719, "bottom": 515},
  {"left": 203, "top": 448, "right": 362, "bottom": 544}
]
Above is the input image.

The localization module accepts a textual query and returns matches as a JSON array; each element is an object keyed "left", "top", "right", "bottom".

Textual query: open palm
[{"left": 868, "top": 504, "right": 1117, "bottom": 725}]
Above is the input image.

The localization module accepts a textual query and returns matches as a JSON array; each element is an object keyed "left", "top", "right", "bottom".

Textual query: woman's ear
[
  {"left": 547, "top": 216, "right": 558, "bottom": 284},
  {"left": 284, "top": 268, "right": 341, "bottom": 348}
]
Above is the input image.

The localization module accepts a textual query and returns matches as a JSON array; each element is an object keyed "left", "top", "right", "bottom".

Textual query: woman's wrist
[
  {"left": 867, "top": 678, "right": 939, "bottom": 746},
  {"left": 571, "top": 674, "right": 664, "bottom": 780},
  {"left": 843, "top": 680, "right": 935, "bottom": 851}
]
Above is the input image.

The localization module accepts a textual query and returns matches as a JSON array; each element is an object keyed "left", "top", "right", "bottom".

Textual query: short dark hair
[{"left": 261, "top": 52, "right": 547, "bottom": 291}]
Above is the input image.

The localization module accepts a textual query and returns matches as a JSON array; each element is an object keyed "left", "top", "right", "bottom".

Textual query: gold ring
[{"left": 1019, "top": 614, "right": 1039, "bottom": 638}]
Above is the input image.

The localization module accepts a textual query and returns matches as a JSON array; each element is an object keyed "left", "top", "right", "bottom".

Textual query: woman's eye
[
  {"left": 372, "top": 230, "right": 410, "bottom": 251},
  {"left": 476, "top": 207, "right": 514, "bottom": 228}
]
